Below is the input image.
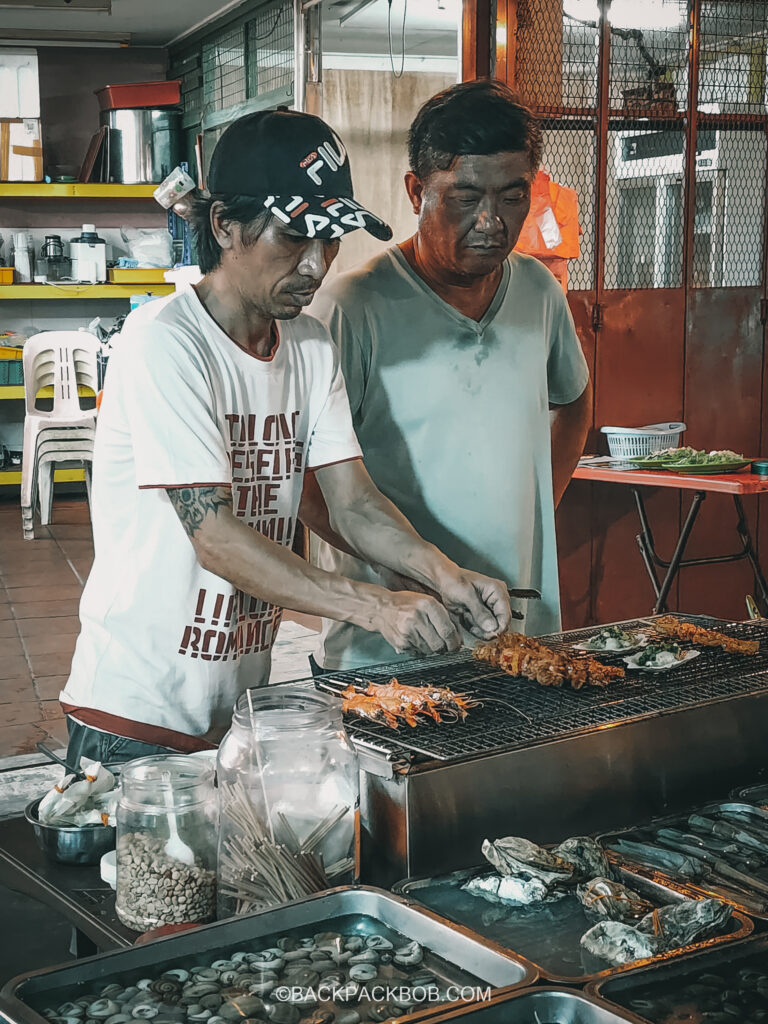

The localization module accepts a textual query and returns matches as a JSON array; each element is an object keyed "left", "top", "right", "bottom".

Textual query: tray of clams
[
  {"left": 0, "top": 887, "right": 536, "bottom": 1024},
  {"left": 588, "top": 933, "right": 768, "bottom": 1024},
  {"left": 393, "top": 833, "right": 751, "bottom": 985}
]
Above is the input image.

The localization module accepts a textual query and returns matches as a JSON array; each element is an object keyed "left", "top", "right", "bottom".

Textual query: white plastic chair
[{"left": 21, "top": 330, "right": 99, "bottom": 538}]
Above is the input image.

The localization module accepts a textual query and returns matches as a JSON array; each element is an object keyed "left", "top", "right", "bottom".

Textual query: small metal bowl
[{"left": 25, "top": 797, "right": 116, "bottom": 865}]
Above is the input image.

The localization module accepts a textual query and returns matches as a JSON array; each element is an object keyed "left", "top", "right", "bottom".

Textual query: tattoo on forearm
[{"left": 166, "top": 486, "right": 232, "bottom": 538}]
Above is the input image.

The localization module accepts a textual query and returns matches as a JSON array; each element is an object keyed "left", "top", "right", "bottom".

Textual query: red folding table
[{"left": 572, "top": 462, "right": 768, "bottom": 614}]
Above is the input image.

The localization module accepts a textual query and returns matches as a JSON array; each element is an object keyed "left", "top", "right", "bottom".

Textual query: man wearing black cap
[{"left": 61, "top": 109, "right": 511, "bottom": 764}]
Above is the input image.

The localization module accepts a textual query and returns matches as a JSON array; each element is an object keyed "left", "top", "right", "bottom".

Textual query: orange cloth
[{"left": 515, "top": 170, "right": 581, "bottom": 260}]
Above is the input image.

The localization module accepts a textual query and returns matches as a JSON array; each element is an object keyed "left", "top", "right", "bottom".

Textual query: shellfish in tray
[
  {"left": 576, "top": 876, "right": 654, "bottom": 922},
  {"left": 461, "top": 871, "right": 552, "bottom": 906},
  {"left": 554, "top": 836, "right": 611, "bottom": 881},
  {"left": 340, "top": 679, "right": 480, "bottom": 729},
  {"left": 571, "top": 626, "right": 649, "bottom": 654},
  {"left": 623, "top": 642, "right": 700, "bottom": 672},
  {"left": 482, "top": 836, "right": 575, "bottom": 886},
  {"left": 474, "top": 632, "right": 625, "bottom": 689},
  {"left": 581, "top": 897, "right": 732, "bottom": 966}
]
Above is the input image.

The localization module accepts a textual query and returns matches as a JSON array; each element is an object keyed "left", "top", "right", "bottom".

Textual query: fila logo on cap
[{"left": 299, "top": 131, "right": 348, "bottom": 187}]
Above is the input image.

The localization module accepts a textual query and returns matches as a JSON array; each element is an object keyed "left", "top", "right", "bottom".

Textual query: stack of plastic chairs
[{"left": 20, "top": 331, "right": 99, "bottom": 540}]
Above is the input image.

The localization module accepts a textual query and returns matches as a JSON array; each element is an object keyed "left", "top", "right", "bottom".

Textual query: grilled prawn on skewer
[{"left": 340, "top": 678, "right": 480, "bottom": 729}]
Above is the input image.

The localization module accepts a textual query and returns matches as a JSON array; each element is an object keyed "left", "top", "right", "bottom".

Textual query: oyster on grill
[
  {"left": 576, "top": 876, "right": 654, "bottom": 922},
  {"left": 636, "top": 898, "right": 732, "bottom": 946},
  {"left": 581, "top": 920, "right": 663, "bottom": 965},
  {"left": 554, "top": 836, "right": 611, "bottom": 882},
  {"left": 461, "top": 871, "right": 550, "bottom": 906},
  {"left": 481, "top": 837, "right": 575, "bottom": 885}
]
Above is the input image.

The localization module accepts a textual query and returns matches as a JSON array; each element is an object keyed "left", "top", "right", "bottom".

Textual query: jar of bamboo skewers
[
  {"left": 216, "top": 682, "right": 359, "bottom": 919},
  {"left": 115, "top": 756, "right": 217, "bottom": 932}
]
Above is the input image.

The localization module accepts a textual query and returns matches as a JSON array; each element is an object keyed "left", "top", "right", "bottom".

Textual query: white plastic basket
[{"left": 600, "top": 422, "right": 686, "bottom": 459}]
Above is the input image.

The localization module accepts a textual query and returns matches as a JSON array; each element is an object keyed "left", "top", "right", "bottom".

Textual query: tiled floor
[
  {"left": 0, "top": 496, "right": 90, "bottom": 756},
  {"left": 0, "top": 495, "right": 322, "bottom": 758}
]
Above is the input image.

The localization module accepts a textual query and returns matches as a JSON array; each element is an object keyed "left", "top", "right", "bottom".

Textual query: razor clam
[
  {"left": 580, "top": 920, "right": 662, "bottom": 965},
  {"left": 636, "top": 897, "right": 732, "bottom": 946},
  {"left": 576, "top": 876, "right": 654, "bottom": 922},
  {"left": 461, "top": 871, "right": 550, "bottom": 906},
  {"left": 481, "top": 836, "right": 574, "bottom": 884},
  {"left": 607, "top": 839, "right": 702, "bottom": 878},
  {"left": 688, "top": 814, "right": 768, "bottom": 854},
  {"left": 554, "top": 836, "right": 611, "bottom": 881}
]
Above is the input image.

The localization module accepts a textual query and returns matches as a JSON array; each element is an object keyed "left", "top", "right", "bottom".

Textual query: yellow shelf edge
[
  {"left": 0, "top": 385, "right": 96, "bottom": 400},
  {"left": 0, "top": 183, "right": 159, "bottom": 198},
  {"left": 0, "top": 468, "right": 86, "bottom": 485},
  {"left": 0, "top": 284, "right": 174, "bottom": 299}
]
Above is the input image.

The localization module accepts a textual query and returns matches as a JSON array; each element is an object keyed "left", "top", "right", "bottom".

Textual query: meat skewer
[
  {"left": 654, "top": 616, "right": 759, "bottom": 655},
  {"left": 474, "top": 632, "right": 625, "bottom": 689}
]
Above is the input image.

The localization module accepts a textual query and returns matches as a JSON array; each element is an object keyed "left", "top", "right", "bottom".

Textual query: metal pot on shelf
[{"left": 100, "top": 107, "right": 181, "bottom": 184}]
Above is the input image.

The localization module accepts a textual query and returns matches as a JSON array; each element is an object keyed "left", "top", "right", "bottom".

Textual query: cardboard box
[
  {"left": 0, "top": 48, "right": 40, "bottom": 119},
  {"left": 0, "top": 118, "right": 43, "bottom": 181}
]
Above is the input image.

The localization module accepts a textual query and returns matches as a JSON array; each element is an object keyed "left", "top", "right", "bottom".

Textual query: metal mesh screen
[
  {"left": 540, "top": 119, "right": 597, "bottom": 290},
  {"left": 605, "top": 126, "right": 687, "bottom": 289},
  {"left": 203, "top": 24, "right": 247, "bottom": 114},
  {"left": 695, "top": 3, "right": 768, "bottom": 287},
  {"left": 516, "top": 0, "right": 600, "bottom": 111},
  {"left": 604, "top": 2, "right": 689, "bottom": 290},
  {"left": 699, "top": 1, "right": 768, "bottom": 114},
  {"left": 246, "top": 0, "right": 295, "bottom": 102}
]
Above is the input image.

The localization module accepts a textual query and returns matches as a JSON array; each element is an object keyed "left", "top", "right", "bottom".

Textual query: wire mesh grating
[
  {"left": 511, "top": 0, "right": 767, "bottom": 293},
  {"left": 314, "top": 617, "right": 768, "bottom": 765}
]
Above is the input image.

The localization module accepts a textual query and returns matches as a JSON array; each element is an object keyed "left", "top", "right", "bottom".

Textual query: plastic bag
[{"left": 120, "top": 226, "right": 174, "bottom": 268}]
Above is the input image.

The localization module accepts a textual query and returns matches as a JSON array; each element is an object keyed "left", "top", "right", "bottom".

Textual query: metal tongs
[{"left": 506, "top": 586, "right": 541, "bottom": 621}]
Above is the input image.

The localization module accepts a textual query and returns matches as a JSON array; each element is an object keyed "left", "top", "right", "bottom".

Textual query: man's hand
[
  {"left": 436, "top": 568, "right": 512, "bottom": 640},
  {"left": 371, "top": 591, "right": 462, "bottom": 656}
]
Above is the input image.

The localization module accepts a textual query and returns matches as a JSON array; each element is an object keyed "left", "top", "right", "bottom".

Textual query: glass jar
[
  {"left": 115, "top": 755, "right": 217, "bottom": 931},
  {"left": 217, "top": 682, "right": 359, "bottom": 918}
]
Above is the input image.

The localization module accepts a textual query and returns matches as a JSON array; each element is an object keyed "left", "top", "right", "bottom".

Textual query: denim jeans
[{"left": 65, "top": 717, "right": 178, "bottom": 769}]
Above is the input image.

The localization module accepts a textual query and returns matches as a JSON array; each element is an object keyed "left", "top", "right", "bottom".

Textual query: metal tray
[
  {"left": 394, "top": 865, "right": 751, "bottom": 985},
  {"left": 598, "top": 801, "right": 768, "bottom": 920},
  {"left": 0, "top": 886, "right": 537, "bottom": 1024},
  {"left": 409, "top": 986, "right": 641, "bottom": 1024},
  {"left": 730, "top": 779, "right": 768, "bottom": 806},
  {"left": 588, "top": 934, "right": 768, "bottom": 1023}
]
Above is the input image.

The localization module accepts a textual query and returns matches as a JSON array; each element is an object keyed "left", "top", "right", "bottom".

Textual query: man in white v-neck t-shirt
[
  {"left": 61, "top": 109, "right": 512, "bottom": 765},
  {"left": 304, "top": 81, "right": 592, "bottom": 673}
]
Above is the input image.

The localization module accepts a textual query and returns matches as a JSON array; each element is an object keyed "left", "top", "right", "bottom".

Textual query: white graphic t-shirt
[{"left": 61, "top": 288, "right": 361, "bottom": 749}]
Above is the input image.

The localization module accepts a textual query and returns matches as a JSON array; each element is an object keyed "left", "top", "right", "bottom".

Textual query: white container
[
  {"left": 0, "top": 48, "right": 40, "bottom": 119},
  {"left": 70, "top": 225, "right": 107, "bottom": 283},
  {"left": 600, "top": 422, "right": 686, "bottom": 459}
]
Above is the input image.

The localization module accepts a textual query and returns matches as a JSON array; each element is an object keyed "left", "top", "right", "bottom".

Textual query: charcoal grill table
[
  {"left": 0, "top": 813, "right": 133, "bottom": 957},
  {"left": 573, "top": 462, "right": 768, "bottom": 614},
  {"left": 314, "top": 617, "right": 768, "bottom": 887}
]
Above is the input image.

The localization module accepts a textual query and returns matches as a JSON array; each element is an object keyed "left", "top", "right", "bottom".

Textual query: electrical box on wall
[{"left": 0, "top": 48, "right": 40, "bottom": 120}]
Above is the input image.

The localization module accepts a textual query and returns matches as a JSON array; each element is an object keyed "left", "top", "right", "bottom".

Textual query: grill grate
[{"left": 314, "top": 617, "right": 768, "bottom": 765}]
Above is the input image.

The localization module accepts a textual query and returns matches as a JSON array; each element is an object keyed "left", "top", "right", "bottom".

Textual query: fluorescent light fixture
[
  {"left": 0, "top": 0, "right": 111, "bottom": 8},
  {"left": 563, "top": 0, "right": 686, "bottom": 31}
]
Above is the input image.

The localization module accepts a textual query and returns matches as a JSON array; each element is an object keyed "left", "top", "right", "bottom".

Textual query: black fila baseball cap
[{"left": 207, "top": 109, "right": 393, "bottom": 242}]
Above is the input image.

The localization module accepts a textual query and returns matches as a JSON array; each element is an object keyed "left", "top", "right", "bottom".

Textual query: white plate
[
  {"left": 573, "top": 632, "right": 649, "bottom": 655},
  {"left": 623, "top": 649, "right": 701, "bottom": 672}
]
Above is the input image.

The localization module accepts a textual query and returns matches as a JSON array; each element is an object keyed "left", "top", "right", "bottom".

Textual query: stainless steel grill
[{"left": 315, "top": 617, "right": 768, "bottom": 766}]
